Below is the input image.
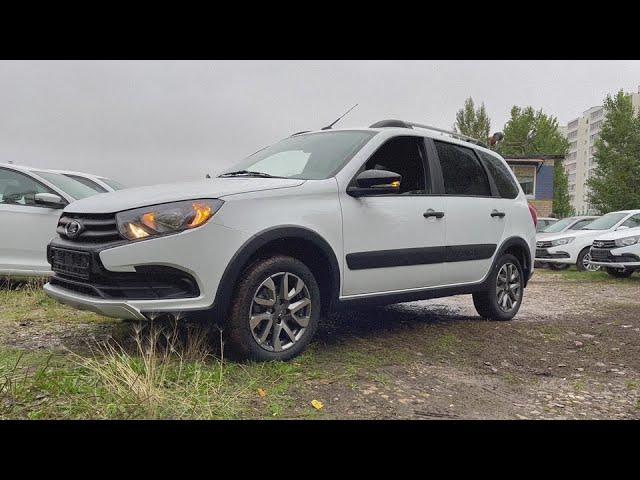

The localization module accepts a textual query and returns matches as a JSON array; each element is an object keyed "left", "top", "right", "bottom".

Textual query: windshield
[
  {"left": 541, "top": 217, "right": 574, "bottom": 233},
  {"left": 32, "top": 171, "right": 101, "bottom": 200},
  {"left": 99, "top": 177, "right": 126, "bottom": 190},
  {"left": 581, "top": 212, "right": 627, "bottom": 230},
  {"left": 220, "top": 130, "right": 376, "bottom": 180}
]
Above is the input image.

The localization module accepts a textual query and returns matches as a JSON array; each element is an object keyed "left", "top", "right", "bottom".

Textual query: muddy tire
[
  {"left": 225, "top": 255, "right": 321, "bottom": 362},
  {"left": 473, "top": 254, "right": 524, "bottom": 321}
]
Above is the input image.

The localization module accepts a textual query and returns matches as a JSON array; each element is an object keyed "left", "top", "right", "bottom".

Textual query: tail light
[{"left": 528, "top": 203, "right": 538, "bottom": 227}]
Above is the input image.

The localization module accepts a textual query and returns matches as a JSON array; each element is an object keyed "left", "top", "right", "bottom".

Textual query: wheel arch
[
  {"left": 210, "top": 225, "right": 341, "bottom": 322},
  {"left": 497, "top": 236, "right": 533, "bottom": 286}
]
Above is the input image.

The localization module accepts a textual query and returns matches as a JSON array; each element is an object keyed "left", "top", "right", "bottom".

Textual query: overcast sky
[{"left": 1, "top": 60, "right": 639, "bottom": 187}]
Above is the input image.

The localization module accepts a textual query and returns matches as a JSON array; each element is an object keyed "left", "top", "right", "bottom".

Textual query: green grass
[{"left": 556, "top": 269, "right": 640, "bottom": 284}]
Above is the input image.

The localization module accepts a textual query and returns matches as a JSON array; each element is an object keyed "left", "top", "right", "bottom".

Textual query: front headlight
[
  {"left": 615, "top": 235, "right": 640, "bottom": 247},
  {"left": 551, "top": 237, "right": 575, "bottom": 247},
  {"left": 116, "top": 199, "right": 224, "bottom": 241}
]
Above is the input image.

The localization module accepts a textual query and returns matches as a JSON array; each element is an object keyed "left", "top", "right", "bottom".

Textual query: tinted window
[
  {"left": 64, "top": 174, "right": 108, "bottom": 193},
  {"left": 435, "top": 141, "right": 491, "bottom": 196},
  {"left": 221, "top": 130, "right": 375, "bottom": 180},
  {"left": 362, "top": 136, "right": 429, "bottom": 194},
  {"left": 0, "top": 168, "right": 56, "bottom": 206},
  {"left": 478, "top": 151, "right": 519, "bottom": 199},
  {"left": 622, "top": 214, "right": 640, "bottom": 228}
]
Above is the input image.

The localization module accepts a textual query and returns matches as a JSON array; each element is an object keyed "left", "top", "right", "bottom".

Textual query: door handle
[
  {"left": 423, "top": 210, "right": 445, "bottom": 219},
  {"left": 491, "top": 210, "right": 506, "bottom": 218}
]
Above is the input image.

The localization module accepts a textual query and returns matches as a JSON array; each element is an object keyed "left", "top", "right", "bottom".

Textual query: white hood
[
  {"left": 538, "top": 229, "right": 605, "bottom": 242},
  {"left": 592, "top": 226, "right": 640, "bottom": 241},
  {"left": 64, "top": 177, "right": 305, "bottom": 214}
]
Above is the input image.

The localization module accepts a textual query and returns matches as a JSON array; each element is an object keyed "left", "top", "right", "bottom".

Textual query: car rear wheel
[
  {"left": 473, "top": 254, "right": 524, "bottom": 321},
  {"left": 605, "top": 267, "right": 633, "bottom": 278},
  {"left": 226, "top": 255, "right": 321, "bottom": 362}
]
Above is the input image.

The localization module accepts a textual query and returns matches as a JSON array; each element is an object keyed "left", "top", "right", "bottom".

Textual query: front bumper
[
  {"left": 589, "top": 246, "right": 640, "bottom": 269},
  {"left": 44, "top": 220, "right": 249, "bottom": 320},
  {"left": 534, "top": 247, "right": 572, "bottom": 263}
]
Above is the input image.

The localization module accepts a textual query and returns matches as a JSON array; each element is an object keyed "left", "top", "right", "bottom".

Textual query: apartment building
[{"left": 564, "top": 88, "right": 640, "bottom": 214}]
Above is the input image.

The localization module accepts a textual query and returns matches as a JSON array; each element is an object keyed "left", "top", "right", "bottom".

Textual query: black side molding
[{"left": 346, "top": 244, "right": 497, "bottom": 270}]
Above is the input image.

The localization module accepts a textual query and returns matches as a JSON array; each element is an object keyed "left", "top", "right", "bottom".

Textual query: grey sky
[{"left": 1, "top": 60, "right": 639, "bottom": 187}]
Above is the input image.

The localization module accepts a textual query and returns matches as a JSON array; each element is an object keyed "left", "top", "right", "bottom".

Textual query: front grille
[
  {"left": 57, "top": 213, "right": 121, "bottom": 243},
  {"left": 536, "top": 241, "right": 553, "bottom": 248},
  {"left": 592, "top": 240, "right": 616, "bottom": 249},
  {"left": 590, "top": 248, "right": 640, "bottom": 263}
]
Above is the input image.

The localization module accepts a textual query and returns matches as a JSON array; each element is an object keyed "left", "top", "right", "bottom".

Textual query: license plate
[{"left": 50, "top": 248, "right": 91, "bottom": 280}]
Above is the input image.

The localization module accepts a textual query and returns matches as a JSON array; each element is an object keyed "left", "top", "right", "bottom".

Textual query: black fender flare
[
  {"left": 210, "top": 225, "right": 341, "bottom": 320},
  {"left": 495, "top": 236, "right": 533, "bottom": 286}
]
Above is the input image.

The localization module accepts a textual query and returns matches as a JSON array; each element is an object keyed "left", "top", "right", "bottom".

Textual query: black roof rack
[{"left": 369, "top": 119, "right": 488, "bottom": 148}]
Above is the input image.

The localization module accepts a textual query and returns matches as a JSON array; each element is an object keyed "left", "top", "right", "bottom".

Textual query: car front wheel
[
  {"left": 577, "top": 248, "right": 600, "bottom": 272},
  {"left": 473, "top": 253, "right": 524, "bottom": 321},
  {"left": 226, "top": 255, "right": 321, "bottom": 362}
]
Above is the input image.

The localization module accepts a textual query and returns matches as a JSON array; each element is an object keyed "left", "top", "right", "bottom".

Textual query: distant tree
[
  {"left": 454, "top": 97, "right": 491, "bottom": 142},
  {"left": 498, "top": 106, "right": 571, "bottom": 216},
  {"left": 587, "top": 90, "right": 640, "bottom": 214}
]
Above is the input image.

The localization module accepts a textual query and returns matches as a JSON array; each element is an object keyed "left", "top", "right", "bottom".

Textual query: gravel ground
[{"left": 2, "top": 269, "right": 639, "bottom": 419}]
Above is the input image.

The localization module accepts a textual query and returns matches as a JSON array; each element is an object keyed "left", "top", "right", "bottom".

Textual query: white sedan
[
  {"left": 0, "top": 163, "right": 122, "bottom": 277},
  {"left": 535, "top": 210, "right": 640, "bottom": 271}
]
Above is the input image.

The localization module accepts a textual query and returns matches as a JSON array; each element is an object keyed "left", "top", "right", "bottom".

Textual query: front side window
[
  {"left": 569, "top": 218, "right": 595, "bottom": 230},
  {"left": 220, "top": 130, "right": 376, "bottom": 180},
  {"left": 361, "top": 136, "right": 429, "bottom": 194},
  {"left": 0, "top": 168, "right": 55, "bottom": 206},
  {"left": 581, "top": 212, "right": 628, "bottom": 230},
  {"left": 477, "top": 151, "right": 519, "bottom": 199},
  {"left": 621, "top": 214, "right": 640, "bottom": 229},
  {"left": 99, "top": 177, "right": 126, "bottom": 190},
  {"left": 32, "top": 171, "right": 101, "bottom": 200},
  {"left": 435, "top": 141, "right": 492, "bottom": 196}
]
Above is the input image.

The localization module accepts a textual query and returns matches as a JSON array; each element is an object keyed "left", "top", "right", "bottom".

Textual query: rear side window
[
  {"left": 434, "top": 141, "right": 492, "bottom": 196},
  {"left": 477, "top": 151, "right": 520, "bottom": 199}
]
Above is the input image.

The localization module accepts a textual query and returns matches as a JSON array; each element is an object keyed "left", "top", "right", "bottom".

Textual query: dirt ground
[{"left": 2, "top": 269, "right": 639, "bottom": 419}]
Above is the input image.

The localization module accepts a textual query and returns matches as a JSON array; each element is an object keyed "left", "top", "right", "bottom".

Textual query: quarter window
[
  {"left": 477, "top": 151, "right": 519, "bottom": 199},
  {"left": 0, "top": 168, "right": 56, "bottom": 206},
  {"left": 434, "top": 141, "right": 492, "bottom": 196}
]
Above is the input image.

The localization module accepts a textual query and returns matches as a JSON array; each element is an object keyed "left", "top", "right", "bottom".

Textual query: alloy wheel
[
  {"left": 249, "top": 272, "right": 312, "bottom": 352},
  {"left": 496, "top": 263, "right": 522, "bottom": 313},
  {"left": 583, "top": 253, "right": 601, "bottom": 272}
]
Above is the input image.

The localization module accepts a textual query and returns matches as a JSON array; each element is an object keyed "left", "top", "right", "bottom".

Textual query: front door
[{"left": 340, "top": 136, "right": 446, "bottom": 296}]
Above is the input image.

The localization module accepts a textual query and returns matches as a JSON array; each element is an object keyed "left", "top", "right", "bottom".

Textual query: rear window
[
  {"left": 477, "top": 151, "right": 519, "bottom": 199},
  {"left": 434, "top": 141, "right": 492, "bottom": 196}
]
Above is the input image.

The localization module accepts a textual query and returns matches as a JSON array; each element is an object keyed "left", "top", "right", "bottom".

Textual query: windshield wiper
[{"left": 218, "top": 170, "right": 282, "bottom": 178}]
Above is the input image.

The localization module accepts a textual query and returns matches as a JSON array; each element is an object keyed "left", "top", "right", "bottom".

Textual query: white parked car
[
  {"left": 44, "top": 121, "right": 537, "bottom": 361},
  {"left": 589, "top": 226, "right": 640, "bottom": 278},
  {"left": 0, "top": 163, "right": 121, "bottom": 276},
  {"left": 535, "top": 210, "right": 640, "bottom": 271},
  {"left": 47, "top": 169, "right": 127, "bottom": 193},
  {"left": 536, "top": 215, "right": 598, "bottom": 270}
]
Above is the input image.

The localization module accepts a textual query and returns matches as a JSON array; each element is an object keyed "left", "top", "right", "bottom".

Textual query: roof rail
[{"left": 369, "top": 119, "right": 488, "bottom": 148}]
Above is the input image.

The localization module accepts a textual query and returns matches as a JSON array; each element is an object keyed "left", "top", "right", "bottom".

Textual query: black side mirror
[
  {"left": 347, "top": 169, "right": 402, "bottom": 197},
  {"left": 34, "top": 192, "right": 66, "bottom": 209}
]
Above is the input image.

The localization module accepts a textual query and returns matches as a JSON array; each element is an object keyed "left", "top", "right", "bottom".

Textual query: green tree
[
  {"left": 454, "top": 97, "right": 491, "bottom": 142},
  {"left": 587, "top": 90, "right": 640, "bottom": 214},
  {"left": 498, "top": 106, "right": 571, "bottom": 216}
]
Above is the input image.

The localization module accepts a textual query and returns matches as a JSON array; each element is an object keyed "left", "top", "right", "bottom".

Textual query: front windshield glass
[
  {"left": 542, "top": 217, "right": 574, "bottom": 233},
  {"left": 581, "top": 212, "right": 627, "bottom": 230},
  {"left": 32, "top": 171, "right": 101, "bottom": 200},
  {"left": 220, "top": 131, "right": 376, "bottom": 180}
]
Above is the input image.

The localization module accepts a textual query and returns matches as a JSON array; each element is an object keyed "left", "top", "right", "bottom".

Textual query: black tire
[
  {"left": 549, "top": 263, "right": 570, "bottom": 271},
  {"left": 473, "top": 253, "right": 524, "bottom": 321},
  {"left": 605, "top": 267, "right": 633, "bottom": 278},
  {"left": 225, "top": 255, "right": 321, "bottom": 362},
  {"left": 576, "top": 248, "right": 598, "bottom": 272}
]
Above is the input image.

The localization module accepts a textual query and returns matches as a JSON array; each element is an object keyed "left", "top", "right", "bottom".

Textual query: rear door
[
  {"left": 0, "top": 167, "right": 66, "bottom": 274},
  {"left": 431, "top": 141, "right": 510, "bottom": 285}
]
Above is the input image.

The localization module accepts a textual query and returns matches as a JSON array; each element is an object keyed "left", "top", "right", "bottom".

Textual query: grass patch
[{"left": 558, "top": 269, "right": 640, "bottom": 284}]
